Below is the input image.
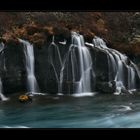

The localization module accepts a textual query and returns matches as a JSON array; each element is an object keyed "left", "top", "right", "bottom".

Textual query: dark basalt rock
[
  {"left": 1, "top": 33, "right": 140, "bottom": 95},
  {"left": 0, "top": 40, "right": 138, "bottom": 95},
  {"left": 96, "top": 81, "right": 116, "bottom": 93},
  {"left": 1, "top": 44, "right": 26, "bottom": 94}
]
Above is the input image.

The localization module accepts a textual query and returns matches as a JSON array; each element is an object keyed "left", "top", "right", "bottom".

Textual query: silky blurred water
[{"left": 1, "top": 93, "right": 140, "bottom": 128}]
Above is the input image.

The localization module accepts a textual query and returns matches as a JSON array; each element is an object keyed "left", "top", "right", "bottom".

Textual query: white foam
[
  {"left": 59, "top": 39, "right": 67, "bottom": 45},
  {"left": 113, "top": 86, "right": 122, "bottom": 95},
  {"left": 118, "top": 105, "right": 132, "bottom": 112},
  {"left": 57, "top": 93, "right": 64, "bottom": 96},
  {"left": 3, "top": 125, "right": 30, "bottom": 128},
  {"left": 129, "top": 89, "right": 137, "bottom": 92},
  {"left": 72, "top": 92, "right": 97, "bottom": 97},
  {"left": 0, "top": 93, "right": 9, "bottom": 101},
  {"left": 26, "top": 92, "right": 45, "bottom": 96},
  {"left": 113, "top": 92, "right": 121, "bottom": 95},
  {"left": 85, "top": 42, "right": 94, "bottom": 47}
]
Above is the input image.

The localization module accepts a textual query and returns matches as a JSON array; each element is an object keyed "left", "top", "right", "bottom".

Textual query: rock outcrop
[{"left": 0, "top": 12, "right": 140, "bottom": 94}]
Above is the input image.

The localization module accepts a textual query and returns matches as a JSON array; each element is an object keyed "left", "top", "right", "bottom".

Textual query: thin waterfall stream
[{"left": 19, "top": 39, "right": 40, "bottom": 94}]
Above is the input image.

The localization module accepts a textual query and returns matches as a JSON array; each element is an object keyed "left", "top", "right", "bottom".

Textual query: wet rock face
[
  {"left": 0, "top": 38, "right": 70, "bottom": 94},
  {"left": 96, "top": 81, "right": 116, "bottom": 93},
  {"left": 2, "top": 44, "right": 26, "bottom": 94},
  {"left": 93, "top": 49, "right": 109, "bottom": 82},
  {"left": 2, "top": 40, "right": 140, "bottom": 95},
  {"left": 34, "top": 41, "right": 59, "bottom": 94}
]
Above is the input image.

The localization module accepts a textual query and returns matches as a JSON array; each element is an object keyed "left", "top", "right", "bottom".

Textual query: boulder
[{"left": 96, "top": 81, "right": 116, "bottom": 93}]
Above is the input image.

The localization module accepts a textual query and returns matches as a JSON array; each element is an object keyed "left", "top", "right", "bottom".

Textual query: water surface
[{"left": 0, "top": 93, "right": 140, "bottom": 128}]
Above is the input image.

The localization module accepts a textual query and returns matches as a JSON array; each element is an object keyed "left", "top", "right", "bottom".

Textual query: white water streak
[{"left": 19, "top": 39, "right": 39, "bottom": 93}]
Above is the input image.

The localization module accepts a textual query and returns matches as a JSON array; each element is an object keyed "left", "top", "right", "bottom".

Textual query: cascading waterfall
[
  {"left": 49, "top": 32, "right": 95, "bottom": 94},
  {"left": 69, "top": 32, "right": 94, "bottom": 93},
  {"left": 93, "top": 36, "right": 140, "bottom": 94},
  {"left": 17, "top": 32, "right": 140, "bottom": 95},
  {"left": 19, "top": 39, "right": 39, "bottom": 94},
  {"left": 48, "top": 36, "right": 63, "bottom": 84},
  {"left": 0, "top": 43, "right": 8, "bottom": 101}
]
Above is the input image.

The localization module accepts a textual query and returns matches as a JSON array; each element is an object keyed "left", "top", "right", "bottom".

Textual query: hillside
[{"left": 0, "top": 12, "right": 140, "bottom": 56}]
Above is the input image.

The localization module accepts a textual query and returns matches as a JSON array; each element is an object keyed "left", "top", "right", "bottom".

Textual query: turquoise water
[{"left": 1, "top": 93, "right": 140, "bottom": 128}]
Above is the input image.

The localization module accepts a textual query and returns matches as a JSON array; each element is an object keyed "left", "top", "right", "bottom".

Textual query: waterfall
[
  {"left": 0, "top": 42, "right": 4, "bottom": 52},
  {"left": 17, "top": 33, "right": 140, "bottom": 95},
  {"left": 0, "top": 43, "right": 8, "bottom": 101},
  {"left": 57, "top": 32, "right": 95, "bottom": 94},
  {"left": 19, "top": 39, "right": 39, "bottom": 94},
  {"left": 0, "top": 78, "right": 8, "bottom": 101},
  {"left": 48, "top": 36, "right": 63, "bottom": 83},
  {"left": 71, "top": 32, "right": 93, "bottom": 93},
  {"left": 93, "top": 36, "right": 140, "bottom": 94}
]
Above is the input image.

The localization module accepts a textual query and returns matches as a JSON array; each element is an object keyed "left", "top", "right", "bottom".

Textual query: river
[{"left": 0, "top": 93, "right": 140, "bottom": 128}]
